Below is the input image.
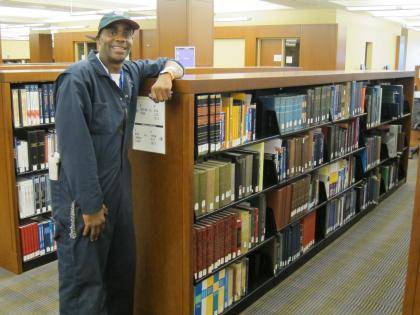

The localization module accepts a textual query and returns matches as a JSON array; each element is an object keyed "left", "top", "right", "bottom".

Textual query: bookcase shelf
[
  {"left": 198, "top": 113, "right": 367, "bottom": 161},
  {"left": 196, "top": 146, "right": 364, "bottom": 222},
  {"left": 366, "top": 113, "right": 411, "bottom": 130},
  {"left": 22, "top": 250, "right": 57, "bottom": 272},
  {"left": 0, "top": 69, "right": 414, "bottom": 315},
  {"left": 0, "top": 68, "right": 63, "bottom": 274},
  {"left": 14, "top": 122, "right": 55, "bottom": 131},
  {"left": 16, "top": 168, "right": 49, "bottom": 177}
]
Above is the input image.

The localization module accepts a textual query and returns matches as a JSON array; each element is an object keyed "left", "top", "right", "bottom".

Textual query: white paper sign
[
  {"left": 133, "top": 96, "right": 165, "bottom": 154},
  {"left": 273, "top": 54, "right": 282, "bottom": 62},
  {"left": 286, "top": 56, "right": 293, "bottom": 64}
]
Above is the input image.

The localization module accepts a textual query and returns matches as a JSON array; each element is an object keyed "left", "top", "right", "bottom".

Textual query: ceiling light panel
[
  {"left": 214, "top": 0, "right": 291, "bottom": 13},
  {"left": 331, "top": 0, "right": 420, "bottom": 6},
  {"left": 0, "top": 6, "right": 69, "bottom": 18},
  {"left": 370, "top": 9, "right": 420, "bottom": 17}
]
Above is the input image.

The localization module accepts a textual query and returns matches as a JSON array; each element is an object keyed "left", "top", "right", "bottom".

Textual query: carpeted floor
[
  {"left": 242, "top": 159, "right": 417, "bottom": 315},
  {"left": 0, "top": 160, "right": 417, "bottom": 315}
]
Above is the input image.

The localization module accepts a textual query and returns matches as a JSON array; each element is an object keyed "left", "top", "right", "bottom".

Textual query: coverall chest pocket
[{"left": 91, "top": 102, "right": 115, "bottom": 135}]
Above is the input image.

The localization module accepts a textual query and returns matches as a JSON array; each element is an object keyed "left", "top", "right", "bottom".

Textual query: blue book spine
[
  {"left": 48, "top": 84, "right": 55, "bottom": 122},
  {"left": 38, "top": 224, "right": 43, "bottom": 253},
  {"left": 213, "top": 273, "right": 219, "bottom": 314},
  {"left": 194, "top": 282, "right": 202, "bottom": 315}
]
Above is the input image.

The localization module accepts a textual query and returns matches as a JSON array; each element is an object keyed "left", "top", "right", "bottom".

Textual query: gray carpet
[{"left": 242, "top": 159, "right": 417, "bottom": 315}]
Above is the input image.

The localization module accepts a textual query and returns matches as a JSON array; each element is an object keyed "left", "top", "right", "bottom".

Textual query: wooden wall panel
[
  {"left": 141, "top": 30, "right": 158, "bottom": 60},
  {"left": 130, "top": 29, "right": 142, "bottom": 60},
  {"left": 30, "top": 34, "right": 53, "bottom": 63},
  {"left": 188, "top": 0, "right": 213, "bottom": 66},
  {"left": 53, "top": 31, "right": 97, "bottom": 62},
  {"left": 157, "top": 0, "right": 188, "bottom": 58},
  {"left": 215, "top": 24, "right": 344, "bottom": 70},
  {"left": 157, "top": 0, "right": 213, "bottom": 66},
  {"left": 300, "top": 24, "right": 338, "bottom": 70},
  {"left": 54, "top": 31, "right": 141, "bottom": 62}
]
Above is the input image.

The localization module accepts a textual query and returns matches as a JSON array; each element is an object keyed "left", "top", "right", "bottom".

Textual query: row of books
[
  {"left": 380, "top": 161, "right": 399, "bottom": 194},
  {"left": 194, "top": 258, "right": 248, "bottom": 315},
  {"left": 317, "top": 158, "right": 356, "bottom": 198},
  {"left": 263, "top": 130, "right": 324, "bottom": 184},
  {"left": 366, "top": 84, "right": 405, "bottom": 128},
  {"left": 381, "top": 85, "right": 405, "bottom": 120},
  {"left": 356, "top": 175, "right": 380, "bottom": 211},
  {"left": 195, "top": 93, "right": 256, "bottom": 156},
  {"left": 362, "top": 135, "right": 382, "bottom": 171},
  {"left": 273, "top": 212, "right": 316, "bottom": 272},
  {"left": 266, "top": 175, "right": 319, "bottom": 231},
  {"left": 321, "top": 189, "right": 357, "bottom": 236},
  {"left": 193, "top": 200, "right": 266, "bottom": 280},
  {"left": 12, "top": 83, "right": 55, "bottom": 127},
  {"left": 19, "top": 218, "right": 56, "bottom": 262},
  {"left": 257, "top": 81, "right": 365, "bottom": 136},
  {"left": 17, "top": 174, "right": 52, "bottom": 219},
  {"left": 380, "top": 124, "right": 406, "bottom": 158},
  {"left": 193, "top": 144, "right": 263, "bottom": 217},
  {"left": 14, "top": 129, "right": 57, "bottom": 174},
  {"left": 324, "top": 118, "right": 360, "bottom": 160}
]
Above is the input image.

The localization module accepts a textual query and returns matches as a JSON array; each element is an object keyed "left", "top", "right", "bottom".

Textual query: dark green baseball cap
[{"left": 98, "top": 11, "right": 140, "bottom": 34}]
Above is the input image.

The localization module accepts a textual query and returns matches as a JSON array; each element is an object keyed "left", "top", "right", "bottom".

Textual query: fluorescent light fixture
[
  {"left": 370, "top": 9, "right": 420, "bottom": 17},
  {"left": 0, "top": 23, "right": 45, "bottom": 29},
  {"left": 401, "top": 5, "right": 420, "bottom": 10},
  {"left": 214, "top": 0, "right": 290, "bottom": 13},
  {"left": 0, "top": 6, "right": 69, "bottom": 18},
  {"left": 331, "top": 0, "right": 420, "bottom": 5},
  {"left": 347, "top": 6, "right": 397, "bottom": 11},
  {"left": 46, "top": 15, "right": 102, "bottom": 23},
  {"left": 31, "top": 25, "right": 88, "bottom": 31},
  {"left": 131, "top": 16, "right": 157, "bottom": 20},
  {"left": 214, "top": 16, "right": 252, "bottom": 22}
]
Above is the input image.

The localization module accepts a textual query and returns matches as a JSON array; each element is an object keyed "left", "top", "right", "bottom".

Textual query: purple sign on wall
[{"left": 175, "top": 46, "right": 196, "bottom": 67}]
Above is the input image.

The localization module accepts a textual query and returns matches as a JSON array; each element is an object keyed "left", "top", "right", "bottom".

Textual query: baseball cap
[{"left": 98, "top": 11, "right": 140, "bottom": 34}]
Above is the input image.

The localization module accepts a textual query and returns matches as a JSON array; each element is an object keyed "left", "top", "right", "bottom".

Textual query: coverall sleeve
[
  {"left": 55, "top": 73, "right": 104, "bottom": 215},
  {"left": 133, "top": 58, "right": 184, "bottom": 79}
]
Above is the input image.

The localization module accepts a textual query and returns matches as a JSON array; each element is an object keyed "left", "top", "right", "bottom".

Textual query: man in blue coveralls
[{"left": 51, "top": 12, "right": 184, "bottom": 314}]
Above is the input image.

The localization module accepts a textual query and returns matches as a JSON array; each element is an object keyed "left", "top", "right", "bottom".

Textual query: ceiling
[{"left": 0, "top": 0, "right": 418, "bottom": 39}]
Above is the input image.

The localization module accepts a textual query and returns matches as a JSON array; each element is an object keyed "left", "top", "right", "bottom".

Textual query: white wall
[
  {"left": 213, "top": 39, "right": 245, "bottom": 67},
  {"left": 2, "top": 40, "right": 29, "bottom": 60},
  {"left": 406, "top": 29, "right": 420, "bottom": 71},
  {"left": 336, "top": 10, "right": 401, "bottom": 71}
]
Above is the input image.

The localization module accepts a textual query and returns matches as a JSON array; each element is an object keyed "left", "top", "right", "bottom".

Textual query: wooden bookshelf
[
  {"left": 403, "top": 156, "right": 420, "bottom": 315},
  {"left": 0, "top": 69, "right": 415, "bottom": 315},
  {"left": 133, "top": 70, "right": 415, "bottom": 315}
]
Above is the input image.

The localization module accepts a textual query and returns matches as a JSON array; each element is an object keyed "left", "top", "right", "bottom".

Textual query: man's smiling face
[{"left": 98, "top": 22, "right": 134, "bottom": 64}]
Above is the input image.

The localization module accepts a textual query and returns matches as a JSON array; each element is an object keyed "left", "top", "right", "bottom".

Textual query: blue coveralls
[{"left": 51, "top": 50, "right": 174, "bottom": 314}]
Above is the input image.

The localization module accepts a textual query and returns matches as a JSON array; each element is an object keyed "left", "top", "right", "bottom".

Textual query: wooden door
[{"left": 259, "top": 38, "right": 283, "bottom": 66}]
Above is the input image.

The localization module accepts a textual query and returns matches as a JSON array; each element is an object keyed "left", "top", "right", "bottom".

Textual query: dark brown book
[
  {"left": 285, "top": 184, "right": 293, "bottom": 225},
  {"left": 266, "top": 188, "right": 282, "bottom": 231}
]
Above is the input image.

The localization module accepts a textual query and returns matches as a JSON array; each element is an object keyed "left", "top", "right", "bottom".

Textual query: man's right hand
[{"left": 82, "top": 205, "right": 108, "bottom": 242}]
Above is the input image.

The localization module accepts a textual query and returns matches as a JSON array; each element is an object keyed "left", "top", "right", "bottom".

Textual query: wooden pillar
[
  {"left": 157, "top": 0, "right": 214, "bottom": 66},
  {"left": 29, "top": 33, "right": 53, "bottom": 63}
]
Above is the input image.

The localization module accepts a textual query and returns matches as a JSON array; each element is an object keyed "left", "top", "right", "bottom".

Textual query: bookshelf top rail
[
  {"left": 167, "top": 70, "right": 416, "bottom": 94},
  {"left": 0, "top": 69, "right": 414, "bottom": 90}
]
